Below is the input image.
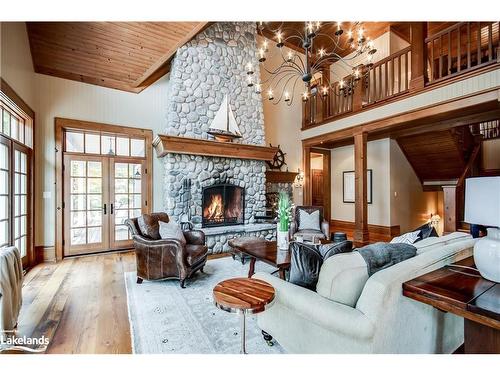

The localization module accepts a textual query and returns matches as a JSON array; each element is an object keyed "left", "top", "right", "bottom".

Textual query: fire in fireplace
[{"left": 202, "top": 184, "right": 244, "bottom": 227}]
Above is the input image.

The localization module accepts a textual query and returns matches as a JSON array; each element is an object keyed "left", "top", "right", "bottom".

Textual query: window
[
  {"left": 64, "top": 131, "right": 146, "bottom": 158},
  {"left": 0, "top": 90, "right": 33, "bottom": 267}
]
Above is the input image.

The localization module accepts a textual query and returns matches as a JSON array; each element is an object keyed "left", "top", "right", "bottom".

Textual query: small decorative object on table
[
  {"left": 276, "top": 191, "right": 292, "bottom": 250},
  {"left": 465, "top": 176, "right": 500, "bottom": 282}
]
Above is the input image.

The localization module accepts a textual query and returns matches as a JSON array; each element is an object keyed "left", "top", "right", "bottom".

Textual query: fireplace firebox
[{"left": 202, "top": 184, "right": 244, "bottom": 228}]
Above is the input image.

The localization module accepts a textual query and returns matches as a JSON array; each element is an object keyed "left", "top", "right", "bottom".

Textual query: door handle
[
  {"left": 110, "top": 203, "right": 114, "bottom": 215},
  {"left": 103, "top": 204, "right": 107, "bottom": 215}
]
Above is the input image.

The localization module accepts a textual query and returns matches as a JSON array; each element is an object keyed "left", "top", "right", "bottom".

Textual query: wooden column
[
  {"left": 303, "top": 146, "right": 312, "bottom": 205},
  {"left": 442, "top": 185, "right": 457, "bottom": 234},
  {"left": 409, "top": 22, "right": 427, "bottom": 92},
  {"left": 353, "top": 132, "right": 369, "bottom": 245}
]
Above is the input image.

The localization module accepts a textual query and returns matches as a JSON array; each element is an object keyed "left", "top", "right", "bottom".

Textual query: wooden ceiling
[{"left": 26, "top": 22, "right": 208, "bottom": 93}]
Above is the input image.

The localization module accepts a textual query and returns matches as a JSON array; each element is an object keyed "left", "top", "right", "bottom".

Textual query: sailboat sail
[{"left": 208, "top": 95, "right": 242, "bottom": 139}]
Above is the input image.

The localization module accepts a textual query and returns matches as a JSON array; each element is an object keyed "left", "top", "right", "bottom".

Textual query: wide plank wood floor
[{"left": 16, "top": 251, "right": 136, "bottom": 354}]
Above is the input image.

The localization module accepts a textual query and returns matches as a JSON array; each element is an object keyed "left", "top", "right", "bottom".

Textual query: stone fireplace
[
  {"left": 202, "top": 183, "right": 244, "bottom": 228},
  {"left": 160, "top": 22, "right": 276, "bottom": 253}
]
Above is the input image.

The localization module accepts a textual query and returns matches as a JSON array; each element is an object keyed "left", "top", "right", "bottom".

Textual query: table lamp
[{"left": 464, "top": 176, "right": 500, "bottom": 282}]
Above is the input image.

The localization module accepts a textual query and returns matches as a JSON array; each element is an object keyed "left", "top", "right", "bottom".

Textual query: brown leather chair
[
  {"left": 289, "top": 206, "right": 330, "bottom": 241},
  {"left": 125, "top": 212, "right": 208, "bottom": 288}
]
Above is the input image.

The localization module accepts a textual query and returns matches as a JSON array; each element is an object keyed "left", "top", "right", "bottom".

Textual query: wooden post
[
  {"left": 409, "top": 22, "right": 427, "bottom": 92},
  {"left": 353, "top": 132, "right": 369, "bottom": 245},
  {"left": 442, "top": 185, "right": 457, "bottom": 234},
  {"left": 352, "top": 77, "right": 364, "bottom": 111},
  {"left": 303, "top": 146, "right": 312, "bottom": 205}
]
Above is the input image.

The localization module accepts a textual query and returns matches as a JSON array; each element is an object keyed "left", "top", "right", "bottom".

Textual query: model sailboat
[{"left": 207, "top": 95, "right": 242, "bottom": 142}]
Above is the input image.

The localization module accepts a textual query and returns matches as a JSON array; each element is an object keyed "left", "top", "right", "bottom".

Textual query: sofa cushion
[
  {"left": 294, "top": 229, "right": 327, "bottom": 241},
  {"left": 298, "top": 209, "right": 321, "bottom": 231},
  {"left": 138, "top": 213, "right": 169, "bottom": 239},
  {"left": 316, "top": 252, "right": 369, "bottom": 307},
  {"left": 414, "top": 232, "right": 472, "bottom": 254},
  {"left": 159, "top": 220, "right": 186, "bottom": 246}
]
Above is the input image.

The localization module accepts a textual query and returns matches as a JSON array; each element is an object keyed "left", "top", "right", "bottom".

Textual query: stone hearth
[{"left": 162, "top": 22, "right": 276, "bottom": 254}]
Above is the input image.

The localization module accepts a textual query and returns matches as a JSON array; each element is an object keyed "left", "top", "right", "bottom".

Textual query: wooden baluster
[
  {"left": 373, "top": 67, "right": 377, "bottom": 101},
  {"left": 439, "top": 37, "right": 443, "bottom": 79},
  {"left": 405, "top": 51, "right": 409, "bottom": 91},
  {"left": 467, "top": 23, "right": 471, "bottom": 69},
  {"left": 391, "top": 57, "right": 395, "bottom": 96},
  {"left": 488, "top": 23, "right": 493, "bottom": 61},
  {"left": 477, "top": 22, "right": 481, "bottom": 65},
  {"left": 385, "top": 61, "right": 389, "bottom": 99},
  {"left": 430, "top": 38, "right": 434, "bottom": 82},
  {"left": 458, "top": 25, "right": 461, "bottom": 72},
  {"left": 378, "top": 64, "right": 382, "bottom": 99},
  {"left": 446, "top": 31, "right": 451, "bottom": 75},
  {"left": 398, "top": 55, "right": 402, "bottom": 93}
]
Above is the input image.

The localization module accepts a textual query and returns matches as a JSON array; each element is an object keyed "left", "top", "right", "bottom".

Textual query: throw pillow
[
  {"left": 298, "top": 209, "right": 320, "bottom": 231},
  {"left": 159, "top": 221, "right": 186, "bottom": 246},
  {"left": 390, "top": 230, "right": 420, "bottom": 245},
  {"left": 289, "top": 240, "right": 353, "bottom": 290},
  {"left": 412, "top": 222, "right": 438, "bottom": 242},
  {"left": 138, "top": 213, "right": 169, "bottom": 240}
]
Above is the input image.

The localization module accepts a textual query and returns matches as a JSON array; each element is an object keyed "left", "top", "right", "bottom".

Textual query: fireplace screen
[{"left": 202, "top": 184, "right": 244, "bottom": 227}]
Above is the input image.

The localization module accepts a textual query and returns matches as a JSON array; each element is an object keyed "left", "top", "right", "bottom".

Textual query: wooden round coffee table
[{"left": 213, "top": 277, "right": 275, "bottom": 354}]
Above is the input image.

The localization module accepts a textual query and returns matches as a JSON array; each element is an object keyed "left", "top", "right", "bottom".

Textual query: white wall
[
  {"left": 331, "top": 139, "right": 391, "bottom": 225},
  {"left": 258, "top": 35, "right": 304, "bottom": 205},
  {"left": 389, "top": 139, "right": 440, "bottom": 233},
  {"left": 0, "top": 22, "right": 36, "bottom": 108}
]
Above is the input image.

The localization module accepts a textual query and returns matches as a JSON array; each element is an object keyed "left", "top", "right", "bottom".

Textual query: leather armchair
[
  {"left": 125, "top": 213, "right": 208, "bottom": 288},
  {"left": 289, "top": 206, "right": 330, "bottom": 241}
]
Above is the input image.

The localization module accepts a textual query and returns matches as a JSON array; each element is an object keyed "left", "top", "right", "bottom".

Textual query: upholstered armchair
[
  {"left": 289, "top": 206, "right": 330, "bottom": 241},
  {"left": 125, "top": 212, "right": 208, "bottom": 288}
]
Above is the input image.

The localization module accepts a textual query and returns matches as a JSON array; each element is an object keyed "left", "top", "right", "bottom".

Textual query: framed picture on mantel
[{"left": 343, "top": 170, "right": 373, "bottom": 204}]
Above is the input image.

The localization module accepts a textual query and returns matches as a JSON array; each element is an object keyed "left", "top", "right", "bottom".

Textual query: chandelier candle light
[{"left": 247, "top": 22, "right": 377, "bottom": 105}]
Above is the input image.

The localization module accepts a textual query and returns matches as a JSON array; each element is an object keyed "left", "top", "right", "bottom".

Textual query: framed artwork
[{"left": 342, "top": 169, "right": 373, "bottom": 204}]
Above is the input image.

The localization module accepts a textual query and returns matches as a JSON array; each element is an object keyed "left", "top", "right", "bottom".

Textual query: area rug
[{"left": 124, "top": 257, "right": 285, "bottom": 354}]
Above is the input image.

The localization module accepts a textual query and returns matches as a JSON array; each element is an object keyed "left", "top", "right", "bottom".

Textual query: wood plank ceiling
[{"left": 26, "top": 22, "right": 208, "bottom": 93}]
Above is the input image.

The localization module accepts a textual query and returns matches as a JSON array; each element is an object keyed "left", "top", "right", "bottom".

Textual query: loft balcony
[{"left": 302, "top": 22, "right": 500, "bottom": 129}]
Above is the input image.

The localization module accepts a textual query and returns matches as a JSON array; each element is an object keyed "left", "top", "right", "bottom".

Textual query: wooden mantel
[{"left": 153, "top": 134, "right": 278, "bottom": 161}]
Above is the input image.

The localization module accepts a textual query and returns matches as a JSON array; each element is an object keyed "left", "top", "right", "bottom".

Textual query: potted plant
[{"left": 276, "top": 191, "right": 292, "bottom": 250}]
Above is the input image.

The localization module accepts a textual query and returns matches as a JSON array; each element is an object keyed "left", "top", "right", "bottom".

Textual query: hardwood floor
[{"left": 16, "top": 251, "right": 136, "bottom": 354}]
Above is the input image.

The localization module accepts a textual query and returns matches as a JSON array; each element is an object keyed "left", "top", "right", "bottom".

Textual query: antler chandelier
[{"left": 247, "top": 22, "right": 377, "bottom": 105}]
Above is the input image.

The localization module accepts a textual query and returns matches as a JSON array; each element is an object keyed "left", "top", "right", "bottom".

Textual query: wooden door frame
[
  {"left": 55, "top": 118, "right": 153, "bottom": 261},
  {"left": 303, "top": 147, "right": 332, "bottom": 221}
]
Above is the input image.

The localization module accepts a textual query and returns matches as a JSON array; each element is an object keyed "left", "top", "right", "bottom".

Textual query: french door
[{"left": 63, "top": 154, "right": 146, "bottom": 256}]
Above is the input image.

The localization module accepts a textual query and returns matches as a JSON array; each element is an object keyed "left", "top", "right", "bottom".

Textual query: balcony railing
[{"left": 302, "top": 22, "right": 500, "bottom": 129}]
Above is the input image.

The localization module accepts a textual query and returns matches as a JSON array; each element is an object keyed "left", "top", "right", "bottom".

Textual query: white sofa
[{"left": 254, "top": 232, "right": 476, "bottom": 354}]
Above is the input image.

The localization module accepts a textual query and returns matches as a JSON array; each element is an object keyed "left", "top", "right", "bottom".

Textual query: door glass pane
[
  {"left": 0, "top": 143, "right": 8, "bottom": 169},
  {"left": 116, "top": 137, "right": 130, "bottom": 156},
  {"left": 101, "top": 136, "right": 115, "bottom": 155},
  {"left": 0, "top": 197, "right": 7, "bottom": 220},
  {"left": 0, "top": 170, "right": 7, "bottom": 194},
  {"left": 130, "top": 139, "right": 145, "bottom": 157},
  {"left": 68, "top": 159, "right": 104, "bottom": 248},
  {"left": 66, "top": 132, "right": 84, "bottom": 152},
  {"left": 113, "top": 162, "right": 142, "bottom": 242},
  {"left": 85, "top": 133, "right": 100, "bottom": 154},
  {"left": 87, "top": 227, "right": 101, "bottom": 244},
  {"left": 0, "top": 221, "right": 7, "bottom": 247},
  {"left": 71, "top": 160, "right": 86, "bottom": 177}
]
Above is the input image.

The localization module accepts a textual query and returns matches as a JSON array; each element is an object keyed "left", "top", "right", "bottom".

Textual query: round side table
[{"left": 213, "top": 277, "right": 275, "bottom": 354}]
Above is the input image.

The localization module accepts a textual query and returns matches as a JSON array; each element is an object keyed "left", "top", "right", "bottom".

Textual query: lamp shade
[{"left": 464, "top": 176, "right": 500, "bottom": 227}]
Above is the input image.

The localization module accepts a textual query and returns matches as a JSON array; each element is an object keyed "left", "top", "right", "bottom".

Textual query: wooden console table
[{"left": 403, "top": 257, "right": 500, "bottom": 354}]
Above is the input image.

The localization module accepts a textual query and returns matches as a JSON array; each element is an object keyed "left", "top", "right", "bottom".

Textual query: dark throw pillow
[
  {"left": 289, "top": 240, "right": 354, "bottom": 290},
  {"left": 413, "top": 223, "right": 438, "bottom": 243}
]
